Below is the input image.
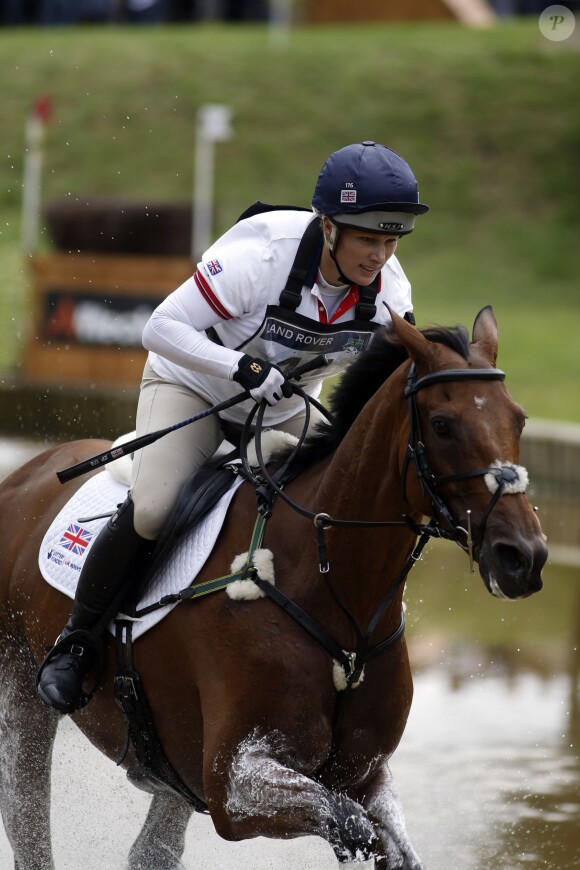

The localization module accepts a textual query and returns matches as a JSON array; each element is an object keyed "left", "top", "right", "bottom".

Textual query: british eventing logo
[
  {"left": 206, "top": 259, "right": 223, "bottom": 276},
  {"left": 58, "top": 523, "right": 94, "bottom": 556}
]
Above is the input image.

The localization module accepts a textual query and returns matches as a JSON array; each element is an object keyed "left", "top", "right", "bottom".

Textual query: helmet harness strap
[{"left": 324, "top": 220, "right": 353, "bottom": 286}]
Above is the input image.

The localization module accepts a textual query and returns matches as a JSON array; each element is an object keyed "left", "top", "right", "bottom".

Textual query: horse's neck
[
  {"left": 318, "top": 375, "right": 408, "bottom": 519},
  {"left": 309, "top": 374, "right": 419, "bottom": 622}
]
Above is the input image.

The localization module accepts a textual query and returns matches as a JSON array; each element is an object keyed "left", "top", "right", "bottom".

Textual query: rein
[{"left": 250, "top": 364, "right": 511, "bottom": 559}]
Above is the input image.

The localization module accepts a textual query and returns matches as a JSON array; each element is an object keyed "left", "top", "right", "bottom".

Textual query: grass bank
[{"left": 0, "top": 20, "right": 578, "bottom": 421}]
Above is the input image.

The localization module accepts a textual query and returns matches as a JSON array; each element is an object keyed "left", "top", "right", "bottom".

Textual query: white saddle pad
[{"left": 39, "top": 470, "right": 243, "bottom": 640}]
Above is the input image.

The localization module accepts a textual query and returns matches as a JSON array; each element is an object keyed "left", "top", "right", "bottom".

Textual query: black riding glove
[{"left": 233, "top": 356, "right": 293, "bottom": 406}]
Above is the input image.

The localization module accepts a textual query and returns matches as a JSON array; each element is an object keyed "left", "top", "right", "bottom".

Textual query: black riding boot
[{"left": 36, "top": 496, "right": 155, "bottom": 714}]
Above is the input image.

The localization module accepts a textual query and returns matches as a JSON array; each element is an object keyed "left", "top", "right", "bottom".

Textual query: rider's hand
[{"left": 233, "top": 356, "right": 293, "bottom": 406}]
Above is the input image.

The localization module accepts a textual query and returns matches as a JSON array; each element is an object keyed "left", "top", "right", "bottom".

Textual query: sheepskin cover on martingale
[
  {"left": 223, "top": 430, "right": 298, "bottom": 600},
  {"left": 227, "top": 549, "right": 275, "bottom": 600},
  {"left": 245, "top": 430, "right": 299, "bottom": 467},
  {"left": 332, "top": 659, "right": 365, "bottom": 692},
  {"left": 484, "top": 460, "right": 529, "bottom": 495}
]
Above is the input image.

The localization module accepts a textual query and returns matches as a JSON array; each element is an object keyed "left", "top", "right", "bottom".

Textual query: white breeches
[{"left": 130, "top": 361, "right": 324, "bottom": 540}]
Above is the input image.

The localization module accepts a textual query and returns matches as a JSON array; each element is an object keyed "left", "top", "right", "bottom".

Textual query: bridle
[
  {"left": 402, "top": 363, "right": 513, "bottom": 563},
  {"left": 102, "top": 356, "right": 526, "bottom": 714}
]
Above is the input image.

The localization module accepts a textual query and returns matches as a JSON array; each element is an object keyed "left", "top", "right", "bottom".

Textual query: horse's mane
[{"left": 293, "top": 322, "right": 471, "bottom": 467}]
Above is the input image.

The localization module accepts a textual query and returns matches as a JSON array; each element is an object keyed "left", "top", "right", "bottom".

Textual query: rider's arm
[
  {"left": 142, "top": 274, "right": 245, "bottom": 380},
  {"left": 142, "top": 280, "right": 289, "bottom": 406},
  {"left": 143, "top": 221, "right": 269, "bottom": 380}
]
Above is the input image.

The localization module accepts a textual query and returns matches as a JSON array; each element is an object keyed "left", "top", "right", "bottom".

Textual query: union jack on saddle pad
[{"left": 58, "top": 523, "right": 94, "bottom": 556}]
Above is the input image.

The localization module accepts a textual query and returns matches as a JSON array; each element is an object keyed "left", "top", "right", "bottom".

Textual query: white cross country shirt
[{"left": 143, "top": 210, "right": 413, "bottom": 426}]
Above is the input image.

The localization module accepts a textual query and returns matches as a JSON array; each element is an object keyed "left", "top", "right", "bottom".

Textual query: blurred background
[{"left": 0, "top": 3, "right": 578, "bottom": 869}]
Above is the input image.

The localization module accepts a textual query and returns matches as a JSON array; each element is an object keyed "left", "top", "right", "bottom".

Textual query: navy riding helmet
[{"left": 312, "top": 141, "right": 429, "bottom": 236}]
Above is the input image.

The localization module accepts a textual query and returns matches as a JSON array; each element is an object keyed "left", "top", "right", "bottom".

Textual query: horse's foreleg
[
  {"left": 209, "top": 731, "right": 377, "bottom": 866},
  {"left": 128, "top": 790, "right": 193, "bottom": 870},
  {"left": 355, "top": 762, "right": 425, "bottom": 870},
  {"left": 0, "top": 636, "right": 59, "bottom": 870}
]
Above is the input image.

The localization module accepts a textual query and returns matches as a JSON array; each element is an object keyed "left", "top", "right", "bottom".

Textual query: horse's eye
[{"left": 431, "top": 417, "right": 452, "bottom": 438}]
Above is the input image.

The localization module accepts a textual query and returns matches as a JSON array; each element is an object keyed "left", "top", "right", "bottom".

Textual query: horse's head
[{"left": 390, "top": 306, "right": 547, "bottom": 600}]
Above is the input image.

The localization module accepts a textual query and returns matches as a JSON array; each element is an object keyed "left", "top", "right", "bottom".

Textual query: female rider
[{"left": 37, "top": 140, "right": 429, "bottom": 713}]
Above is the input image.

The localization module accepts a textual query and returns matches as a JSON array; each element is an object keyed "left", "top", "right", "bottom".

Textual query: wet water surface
[{"left": 397, "top": 541, "right": 579, "bottom": 870}]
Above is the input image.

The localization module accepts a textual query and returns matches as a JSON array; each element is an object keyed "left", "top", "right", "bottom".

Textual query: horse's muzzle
[{"left": 478, "top": 531, "right": 548, "bottom": 600}]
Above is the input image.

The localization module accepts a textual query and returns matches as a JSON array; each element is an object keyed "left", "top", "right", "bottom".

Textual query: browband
[{"left": 404, "top": 367, "right": 505, "bottom": 397}]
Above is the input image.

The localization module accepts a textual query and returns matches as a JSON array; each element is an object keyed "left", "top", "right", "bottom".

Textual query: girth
[{"left": 114, "top": 620, "right": 209, "bottom": 813}]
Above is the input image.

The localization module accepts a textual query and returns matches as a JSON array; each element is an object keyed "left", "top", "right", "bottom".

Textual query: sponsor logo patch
[
  {"left": 47, "top": 549, "right": 82, "bottom": 572},
  {"left": 378, "top": 221, "right": 404, "bottom": 232}
]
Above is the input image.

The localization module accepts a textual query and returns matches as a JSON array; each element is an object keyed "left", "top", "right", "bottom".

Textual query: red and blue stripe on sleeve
[{"left": 193, "top": 270, "right": 232, "bottom": 320}]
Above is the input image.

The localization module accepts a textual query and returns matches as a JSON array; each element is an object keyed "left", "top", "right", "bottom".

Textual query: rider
[{"left": 37, "top": 140, "right": 429, "bottom": 713}]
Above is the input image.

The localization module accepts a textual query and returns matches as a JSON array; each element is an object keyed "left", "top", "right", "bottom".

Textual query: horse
[{"left": 0, "top": 307, "right": 547, "bottom": 870}]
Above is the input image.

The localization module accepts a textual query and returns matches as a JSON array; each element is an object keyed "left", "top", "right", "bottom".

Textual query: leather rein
[{"left": 238, "top": 361, "right": 511, "bottom": 690}]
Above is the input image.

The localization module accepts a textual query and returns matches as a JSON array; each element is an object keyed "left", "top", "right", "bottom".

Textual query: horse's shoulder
[
  {"left": 0, "top": 440, "right": 111, "bottom": 532},
  {"left": 49, "top": 438, "right": 112, "bottom": 466},
  {"left": 1, "top": 439, "right": 109, "bottom": 486},
  {"left": 50, "top": 439, "right": 112, "bottom": 471}
]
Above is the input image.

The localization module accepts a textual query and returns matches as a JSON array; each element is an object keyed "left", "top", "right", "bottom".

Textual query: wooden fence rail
[{"left": 521, "top": 420, "right": 580, "bottom": 568}]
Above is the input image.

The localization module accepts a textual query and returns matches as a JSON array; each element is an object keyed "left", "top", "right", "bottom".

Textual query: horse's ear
[
  {"left": 472, "top": 305, "right": 498, "bottom": 365},
  {"left": 388, "top": 307, "right": 440, "bottom": 369}
]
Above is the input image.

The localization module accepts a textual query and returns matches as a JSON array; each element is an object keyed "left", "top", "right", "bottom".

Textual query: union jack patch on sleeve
[{"left": 206, "top": 259, "right": 223, "bottom": 276}]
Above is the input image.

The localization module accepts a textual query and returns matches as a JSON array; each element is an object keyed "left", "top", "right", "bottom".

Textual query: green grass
[{"left": 0, "top": 21, "right": 578, "bottom": 420}]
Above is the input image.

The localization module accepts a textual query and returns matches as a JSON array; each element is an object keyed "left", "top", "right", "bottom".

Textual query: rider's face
[{"left": 320, "top": 218, "right": 399, "bottom": 286}]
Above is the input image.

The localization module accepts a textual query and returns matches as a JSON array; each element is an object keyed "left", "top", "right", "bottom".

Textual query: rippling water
[
  {"left": 0, "top": 440, "right": 577, "bottom": 869},
  {"left": 394, "top": 670, "right": 578, "bottom": 870}
]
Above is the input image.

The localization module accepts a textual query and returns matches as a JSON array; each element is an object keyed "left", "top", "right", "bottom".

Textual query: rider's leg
[
  {"left": 36, "top": 495, "right": 155, "bottom": 713},
  {"left": 130, "top": 362, "right": 222, "bottom": 540},
  {"left": 37, "top": 364, "right": 221, "bottom": 713}
]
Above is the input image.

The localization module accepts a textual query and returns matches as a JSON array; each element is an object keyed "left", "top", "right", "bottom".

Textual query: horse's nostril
[
  {"left": 495, "top": 543, "right": 527, "bottom": 575},
  {"left": 491, "top": 541, "right": 545, "bottom": 596}
]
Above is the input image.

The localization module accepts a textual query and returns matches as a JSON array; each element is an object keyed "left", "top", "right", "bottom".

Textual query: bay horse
[{"left": 0, "top": 307, "right": 547, "bottom": 870}]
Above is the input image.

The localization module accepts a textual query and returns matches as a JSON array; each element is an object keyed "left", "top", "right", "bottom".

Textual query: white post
[
  {"left": 192, "top": 104, "right": 233, "bottom": 262},
  {"left": 269, "top": 0, "right": 294, "bottom": 48},
  {"left": 21, "top": 97, "right": 51, "bottom": 253}
]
